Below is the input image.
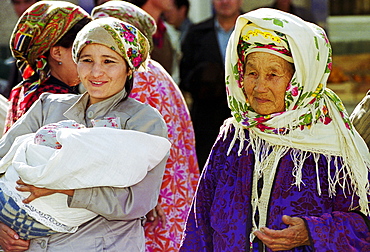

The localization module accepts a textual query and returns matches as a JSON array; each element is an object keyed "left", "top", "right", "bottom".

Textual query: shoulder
[
  {"left": 117, "top": 98, "right": 168, "bottom": 138},
  {"left": 188, "top": 17, "right": 215, "bottom": 33},
  {"left": 39, "top": 92, "right": 80, "bottom": 105}
]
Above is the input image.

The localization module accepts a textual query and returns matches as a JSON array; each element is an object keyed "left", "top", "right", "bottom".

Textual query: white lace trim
[{"left": 0, "top": 181, "right": 77, "bottom": 233}]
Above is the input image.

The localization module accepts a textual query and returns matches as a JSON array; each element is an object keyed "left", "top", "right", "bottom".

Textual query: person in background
[
  {"left": 180, "top": 8, "right": 370, "bottom": 251},
  {"left": 351, "top": 90, "right": 370, "bottom": 149},
  {"left": 163, "top": 0, "right": 191, "bottom": 85},
  {"left": 4, "top": 1, "right": 91, "bottom": 133},
  {"left": 3, "top": 0, "right": 39, "bottom": 99},
  {"left": 163, "top": 0, "right": 192, "bottom": 44},
  {"left": 180, "top": 0, "right": 243, "bottom": 170},
  {"left": 92, "top": 2, "right": 199, "bottom": 251},
  {"left": 126, "top": 0, "right": 176, "bottom": 78},
  {"left": 0, "top": 15, "right": 168, "bottom": 251},
  {"left": 267, "top": 0, "right": 315, "bottom": 23}
]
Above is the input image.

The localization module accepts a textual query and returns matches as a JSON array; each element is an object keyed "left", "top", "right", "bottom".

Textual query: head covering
[
  {"left": 223, "top": 8, "right": 370, "bottom": 215},
  {"left": 91, "top": 1, "right": 156, "bottom": 51},
  {"left": 10, "top": 1, "right": 89, "bottom": 94},
  {"left": 72, "top": 17, "right": 149, "bottom": 70}
]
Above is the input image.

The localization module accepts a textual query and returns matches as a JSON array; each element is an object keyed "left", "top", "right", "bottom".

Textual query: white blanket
[{"left": 0, "top": 127, "right": 171, "bottom": 232}]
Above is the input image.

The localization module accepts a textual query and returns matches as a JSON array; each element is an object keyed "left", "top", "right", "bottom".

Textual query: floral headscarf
[
  {"left": 91, "top": 1, "right": 157, "bottom": 51},
  {"left": 72, "top": 17, "right": 149, "bottom": 70},
  {"left": 10, "top": 1, "right": 89, "bottom": 96},
  {"left": 223, "top": 8, "right": 370, "bottom": 215}
]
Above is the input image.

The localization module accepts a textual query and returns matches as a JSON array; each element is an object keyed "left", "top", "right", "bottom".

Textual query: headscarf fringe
[{"left": 222, "top": 118, "right": 370, "bottom": 215}]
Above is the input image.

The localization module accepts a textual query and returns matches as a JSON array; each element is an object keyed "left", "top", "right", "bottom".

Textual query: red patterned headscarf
[{"left": 10, "top": 1, "right": 89, "bottom": 99}]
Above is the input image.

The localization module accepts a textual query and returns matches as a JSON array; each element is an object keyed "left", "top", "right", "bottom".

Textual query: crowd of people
[{"left": 0, "top": 0, "right": 368, "bottom": 252}]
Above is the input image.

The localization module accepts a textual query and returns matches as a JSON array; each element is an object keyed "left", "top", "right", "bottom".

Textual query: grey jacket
[{"left": 0, "top": 90, "right": 168, "bottom": 251}]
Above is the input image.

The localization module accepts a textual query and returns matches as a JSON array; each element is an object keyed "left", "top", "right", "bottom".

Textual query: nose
[
  {"left": 91, "top": 62, "right": 104, "bottom": 78},
  {"left": 254, "top": 76, "right": 268, "bottom": 93}
]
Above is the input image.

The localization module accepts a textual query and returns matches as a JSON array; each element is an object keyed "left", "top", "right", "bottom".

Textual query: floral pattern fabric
[
  {"left": 72, "top": 17, "right": 149, "bottom": 70},
  {"left": 129, "top": 59, "right": 199, "bottom": 251}
]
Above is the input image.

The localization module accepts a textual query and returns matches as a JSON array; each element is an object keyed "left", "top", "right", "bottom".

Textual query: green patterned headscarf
[
  {"left": 223, "top": 8, "right": 370, "bottom": 215},
  {"left": 91, "top": 1, "right": 157, "bottom": 51},
  {"left": 11, "top": 1, "right": 89, "bottom": 87},
  {"left": 72, "top": 17, "right": 149, "bottom": 70}
]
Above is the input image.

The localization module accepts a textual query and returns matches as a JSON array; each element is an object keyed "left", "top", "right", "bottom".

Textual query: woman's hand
[
  {"left": 16, "top": 179, "right": 74, "bottom": 204},
  {"left": 0, "top": 222, "right": 29, "bottom": 252},
  {"left": 146, "top": 204, "right": 166, "bottom": 232},
  {"left": 254, "top": 215, "right": 310, "bottom": 251}
]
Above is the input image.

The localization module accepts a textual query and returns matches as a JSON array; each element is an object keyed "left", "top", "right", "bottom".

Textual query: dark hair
[
  {"left": 123, "top": 75, "right": 134, "bottom": 100},
  {"left": 54, "top": 17, "right": 92, "bottom": 48},
  {"left": 174, "top": 0, "right": 189, "bottom": 9},
  {"left": 124, "top": 0, "right": 148, "bottom": 8}
]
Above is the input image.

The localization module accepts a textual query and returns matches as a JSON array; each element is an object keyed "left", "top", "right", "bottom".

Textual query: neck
[
  {"left": 142, "top": 3, "right": 161, "bottom": 21},
  {"left": 217, "top": 14, "right": 238, "bottom": 32}
]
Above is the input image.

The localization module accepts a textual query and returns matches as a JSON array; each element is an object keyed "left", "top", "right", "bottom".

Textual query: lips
[{"left": 90, "top": 80, "right": 105, "bottom": 86}]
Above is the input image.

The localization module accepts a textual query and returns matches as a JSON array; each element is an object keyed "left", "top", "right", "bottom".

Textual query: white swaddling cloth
[{"left": 0, "top": 126, "right": 171, "bottom": 232}]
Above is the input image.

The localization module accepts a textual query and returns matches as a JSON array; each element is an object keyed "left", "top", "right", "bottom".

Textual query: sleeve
[
  {"left": 180, "top": 138, "right": 223, "bottom": 251},
  {"left": 301, "top": 165, "right": 370, "bottom": 251},
  {"left": 350, "top": 91, "right": 370, "bottom": 149},
  {"left": 69, "top": 105, "right": 169, "bottom": 220},
  {"left": 0, "top": 95, "right": 46, "bottom": 158}
]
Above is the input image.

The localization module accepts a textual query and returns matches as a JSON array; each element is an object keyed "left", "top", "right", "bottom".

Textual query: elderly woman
[
  {"left": 0, "top": 16, "right": 168, "bottom": 251},
  {"left": 180, "top": 8, "right": 370, "bottom": 251},
  {"left": 92, "top": 2, "right": 199, "bottom": 251},
  {"left": 4, "top": 1, "right": 91, "bottom": 133}
]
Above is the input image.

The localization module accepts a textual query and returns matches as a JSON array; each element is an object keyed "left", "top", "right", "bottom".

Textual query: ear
[{"left": 49, "top": 46, "right": 63, "bottom": 62}]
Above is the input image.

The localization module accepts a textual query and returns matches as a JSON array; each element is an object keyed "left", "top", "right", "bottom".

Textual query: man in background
[{"left": 180, "top": 0, "right": 243, "bottom": 170}]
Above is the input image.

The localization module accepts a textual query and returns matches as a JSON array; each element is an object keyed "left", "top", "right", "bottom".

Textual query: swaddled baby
[{"left": 0, "top": 119, "right": 171, "bottom": 239}]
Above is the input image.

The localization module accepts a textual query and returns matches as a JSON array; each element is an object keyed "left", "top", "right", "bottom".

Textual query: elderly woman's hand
[
  {"left": 15, "top": 179, "right": 74, "bottom": 204},
  {"left": 254, "top": 215, "right": 310, "bottom": 251},
  {"left": 0, "top": 222, "right": 30, "bottom": 252}
]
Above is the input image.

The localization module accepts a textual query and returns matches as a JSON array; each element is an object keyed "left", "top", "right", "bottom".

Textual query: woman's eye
[
  {"left": 80, "top": 58, "right": 92, "bottom": 63},
  {"left": 104, "top": 59, "right": 115, "bottom": 64}
]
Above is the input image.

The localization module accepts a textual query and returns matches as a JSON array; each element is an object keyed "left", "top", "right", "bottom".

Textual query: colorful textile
[
  {"left": 129, "top": 60, "right": 199, "bottom": 251},
  {"left": 92, "top": 1, "right": 157, "bottom": 50},
  {"left": 72, "top": 17, "right": 149, "bottom": 70},
  {"left": 0, "top": 189, "right": 57, "bottom": 240},
  {"left": 180, "top": 127, "right": 370, "bottom": 251},
  {"left": 180, "top": 8, "right": 370, "bottom": 251},
  {"left": 5, "top": 76, "right": 79, "bottom": 133},
  {"left": 9, "top": 1, "right": 89, "bottom": 105},
  {"left": 225, "top": 8, "right": 369, "bottom": 215}
]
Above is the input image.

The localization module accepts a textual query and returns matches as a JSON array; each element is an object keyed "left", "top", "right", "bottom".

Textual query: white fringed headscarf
[{"left": 222, "top": 8, "right": 370, "bottom": 215}]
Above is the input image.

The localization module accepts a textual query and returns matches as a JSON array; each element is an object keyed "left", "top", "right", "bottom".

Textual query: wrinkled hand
[
  {"left": 254, "top": 215, "right": 310, "bottom": 251},
  {"left": 16, "top": 179, "right": 74, "bottom": 204},
  {"left": 146, "top": 204, "right": 166, "bottom": 232},
  {"left": 0, "top": 222, "right": 29, "bottom": 252}
]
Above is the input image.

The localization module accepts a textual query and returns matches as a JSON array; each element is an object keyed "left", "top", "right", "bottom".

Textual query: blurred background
[{"left": 1, "top": 0, "right": 369, "bottom": 113}]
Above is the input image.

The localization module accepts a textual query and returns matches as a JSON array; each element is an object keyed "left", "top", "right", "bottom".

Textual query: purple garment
[{"left": 180, "top": 125, "right": 370, "bottom": 251}]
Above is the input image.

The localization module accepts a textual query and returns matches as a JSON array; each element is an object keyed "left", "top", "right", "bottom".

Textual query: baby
[{"left": 0, "top": 119, "right": 170, "bottom": 239}]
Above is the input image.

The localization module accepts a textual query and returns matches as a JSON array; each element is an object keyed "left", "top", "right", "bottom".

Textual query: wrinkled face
[
  {"left": 77, "top": 44, "right": 131, "bottom": 105},
  {"left": 213, "top": 0, "right": 242, "bottom": 19},
  {"left": 12, "top": 0, "right": 37, "bottom": 17},
  {"left": 243, "top": 52, "right": 294, "bottom": 115}
]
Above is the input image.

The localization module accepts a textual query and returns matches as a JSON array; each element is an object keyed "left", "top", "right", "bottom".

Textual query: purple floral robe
[{"left": 180, "top": 125, "right": 370, "bottom": 251}]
